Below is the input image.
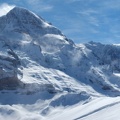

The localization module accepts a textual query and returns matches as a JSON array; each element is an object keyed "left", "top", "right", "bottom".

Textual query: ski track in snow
[{"left": 74, "top": 101, "right": 120, "bottom": 120}]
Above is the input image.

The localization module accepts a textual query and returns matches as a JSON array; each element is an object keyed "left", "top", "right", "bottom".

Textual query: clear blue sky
[{"left": 0, "top": 0, "right": 120, "bottom": 44}]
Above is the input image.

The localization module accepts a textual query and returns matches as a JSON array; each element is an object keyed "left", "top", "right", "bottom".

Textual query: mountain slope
[
  {"left": 0, "top": 7, "right": 95, "bottom": 95},
  {"left": 0, "top": 6, "right": 120, "bottom": 120}
]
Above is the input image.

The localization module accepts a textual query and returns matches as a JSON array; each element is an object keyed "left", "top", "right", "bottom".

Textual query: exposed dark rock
[{"left": 0, "top": 76, "right": 23, "bottom": 90}]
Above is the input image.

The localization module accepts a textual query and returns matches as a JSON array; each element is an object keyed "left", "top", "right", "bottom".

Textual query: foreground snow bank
[{"left": 0, "top": 93, "right": 120, "bottom": 120}]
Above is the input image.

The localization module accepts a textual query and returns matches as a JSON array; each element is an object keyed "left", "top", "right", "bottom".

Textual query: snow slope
[
  {"left": 0, "top": 7, "right": 120, "bottom": 120},
  {"left": 0, "top": 93, "right": 120, "bottom": 120},
  {"left": 47, "top": 96, "right": 120, "bottom": 120}
]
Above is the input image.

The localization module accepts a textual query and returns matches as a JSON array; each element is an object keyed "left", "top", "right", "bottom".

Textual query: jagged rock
[{"left": 0, "top": 76, "right": 23, "bottom": 90}]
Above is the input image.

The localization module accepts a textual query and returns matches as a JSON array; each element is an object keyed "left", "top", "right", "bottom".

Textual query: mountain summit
[
  {"left": 0, "top": 7, "right": 63, "bottom": 36},
  {"left": 0, "top": 7, "right": 120, "bottom": 120}
]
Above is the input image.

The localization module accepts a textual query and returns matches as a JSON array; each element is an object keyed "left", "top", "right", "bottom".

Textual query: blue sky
[{"left": 0, "top": 0, "right": 120, "bottom": 44}]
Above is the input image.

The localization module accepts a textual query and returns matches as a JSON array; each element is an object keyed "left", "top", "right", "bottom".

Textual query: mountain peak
[
  {"left": 0, "top": 6, "right": 63, "bottom": 36},
  {"left": 11, "top": 7, "right": 45, "bottom": 21},
  {"left": 7, "top": 6, "right": 43, "bottom": 22},
  {"left": 9, "top": 6, "right": 28, "bottom": 12}
]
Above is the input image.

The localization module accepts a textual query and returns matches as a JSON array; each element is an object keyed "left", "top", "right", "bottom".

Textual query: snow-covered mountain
[{"left": 0, "top": 7, "right": 120, "bottom": 120}]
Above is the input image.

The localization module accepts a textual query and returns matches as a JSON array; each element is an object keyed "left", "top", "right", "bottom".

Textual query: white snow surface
[{"left": 0, "top": 7, "right": 120, "bottom": 120}]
